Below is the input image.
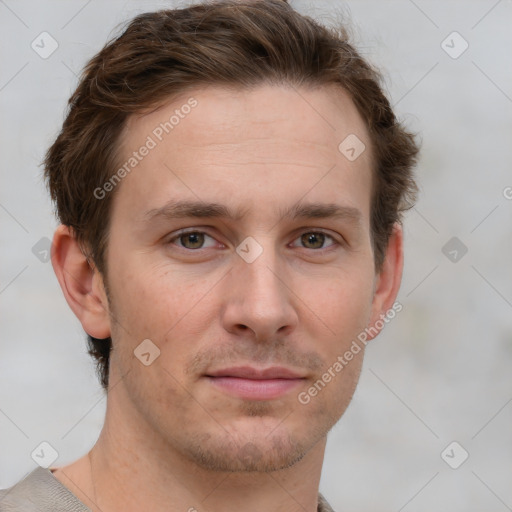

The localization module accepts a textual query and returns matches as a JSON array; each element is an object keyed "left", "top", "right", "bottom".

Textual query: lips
[
  {"left": 206, "top": 365, "right": 306, "bottom": 380},
  {"left": 205, "top": 366, "right": 306, "bottom": 400}
]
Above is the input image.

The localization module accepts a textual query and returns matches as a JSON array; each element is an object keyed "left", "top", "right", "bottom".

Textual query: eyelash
[{"left": 167, "top": 228, "right": 341, "bottom": 252}]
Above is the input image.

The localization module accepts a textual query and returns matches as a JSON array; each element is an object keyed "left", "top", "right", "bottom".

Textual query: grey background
[{"left": 1, "top": 1, "right": 511, "bottom": 511}]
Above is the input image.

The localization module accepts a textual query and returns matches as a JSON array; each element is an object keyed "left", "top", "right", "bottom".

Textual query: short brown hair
[{"left": 44, "top": 0, "right": 419, "bottom": 391}]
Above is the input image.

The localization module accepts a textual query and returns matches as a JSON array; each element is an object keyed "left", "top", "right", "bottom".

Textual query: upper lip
[{"left": 206, "top": 366, "right": 306, "bottom": 380}]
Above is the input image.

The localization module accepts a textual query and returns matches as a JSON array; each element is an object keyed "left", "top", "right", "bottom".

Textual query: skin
[{"left": 50, "top": 83, "right": 403, "bottom": 512}]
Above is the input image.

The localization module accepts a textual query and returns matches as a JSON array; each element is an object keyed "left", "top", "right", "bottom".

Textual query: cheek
[
  {"left": 308, "top": 268, "right": 375, "bottom": 341},
  {"left": 106, "top": 263, "right": 205, "bottom": 406},
  {"left": 109, "top": 260, "right": 211, "bottom": 338}
]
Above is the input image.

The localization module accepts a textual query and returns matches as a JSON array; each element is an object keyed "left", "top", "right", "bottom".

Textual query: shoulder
[
  {"left": 0, "top": 467, "right": 90, "bottom": 512},
  {"left": 318, "top": 491, "right": 337, "bottom": 512}
]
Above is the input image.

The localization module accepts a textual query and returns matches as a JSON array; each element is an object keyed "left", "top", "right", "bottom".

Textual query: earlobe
[
  {"left": 366, "top": 223, "right": 404, "bottom": 341},
  {"left": 51, "top": 225, "right": 111, "bottom": 339}
]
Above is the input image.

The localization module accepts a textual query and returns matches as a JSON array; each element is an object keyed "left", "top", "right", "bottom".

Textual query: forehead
[
  {"left": 123, "top": 83, "right": 370, "bottom": 159},
  {"left": 114, "top": 84, "right": 373, "bottom": 224}
]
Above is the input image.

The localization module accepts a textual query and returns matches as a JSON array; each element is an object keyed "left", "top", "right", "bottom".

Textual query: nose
[{"left": 220, "top": 241, "right": 298, "bottom": 342}]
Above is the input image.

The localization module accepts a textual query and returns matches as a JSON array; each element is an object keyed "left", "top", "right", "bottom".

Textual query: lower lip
[{"left": 206, "top": 376, "right": 304, "bottom": 400}]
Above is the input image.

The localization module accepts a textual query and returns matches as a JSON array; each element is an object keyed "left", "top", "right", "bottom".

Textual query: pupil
[
  {"left": 184, "top": 232, "right": 203, "bottom": 248},
  {"left": 303, "top": 233, "right": 323, "bottom": 249}
]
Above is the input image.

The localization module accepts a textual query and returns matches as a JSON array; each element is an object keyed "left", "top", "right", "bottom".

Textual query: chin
[
  {"left": 179, "top": 418, "right": 324, "bottom": 473},
  {"left": 186, "top": 437, "right": 309, "bottom": 473}
]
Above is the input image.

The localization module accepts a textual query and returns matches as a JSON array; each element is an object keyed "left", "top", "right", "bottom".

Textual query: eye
[
  {"left": 290, "top": 231, "right": 339, "bottom": 250},
  {"left": 168, "top": 230, "right": 218, "bottom": 250}
]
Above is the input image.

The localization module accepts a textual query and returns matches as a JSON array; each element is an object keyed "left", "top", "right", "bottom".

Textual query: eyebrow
[{"left": 143, "top": 199, "right": 362, "bottom": 225}]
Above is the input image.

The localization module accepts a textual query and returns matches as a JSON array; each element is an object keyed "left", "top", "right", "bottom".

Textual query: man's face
[{"left": 102, "top": 84, "right": 380, "bottom": 472}]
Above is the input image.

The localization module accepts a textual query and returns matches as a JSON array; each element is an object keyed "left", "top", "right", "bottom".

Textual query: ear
[
  {"left": 51, "top": 225, "right": 111, "bottom": 339},
  {"left": 366, "top": 222, "right": 404, "bottom": 341}
]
